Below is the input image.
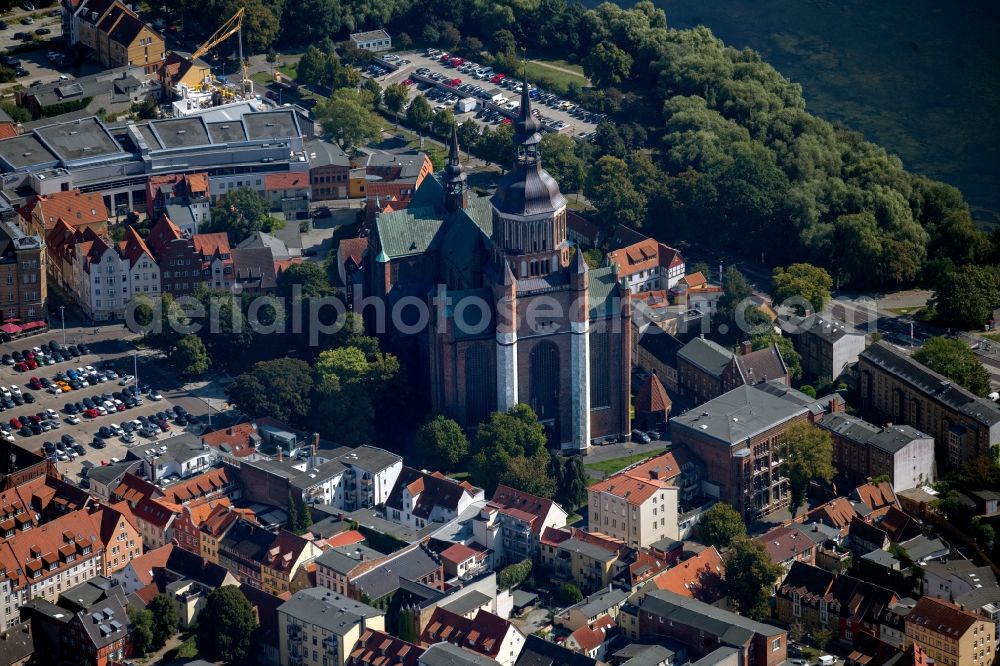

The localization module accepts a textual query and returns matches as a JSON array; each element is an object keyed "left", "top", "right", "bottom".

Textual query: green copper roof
[
  {"left": 375, "top": 206, "right": 445, "bottom": 259},
  {"left": 589, "top": 266, "right": 622, "bottom": 320},
  {"left": 376, "top": 249, "right": 389, "bottom": 263}
]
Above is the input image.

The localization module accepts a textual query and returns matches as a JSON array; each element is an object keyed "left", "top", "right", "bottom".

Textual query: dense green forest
[{"left": 161, "top": 0, "right": 999, "bottom": 298}]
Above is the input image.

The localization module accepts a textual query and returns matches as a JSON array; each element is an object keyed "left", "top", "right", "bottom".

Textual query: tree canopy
[
  {"left": 780, "top": 421, "right": 834, "bottom": 518},
  {"left": 415, "top": 415, "right": 469, "bottom": 471},
  {"left": 771, "top": 263, "right": 833, "bottom": 314},
  {"left": 207, "top": 187, "right": 274, "bottom": 244},
  {"left": 195, "top": 586, "right": 258, "bottom": 664},
  {"left": 724, "top": 538, "right": 784, "bottom": 620},
  {"left": 697, "top": 502, "right": 746, "bottom": 549},
  {"left": 316, "top": 88, "right": 383, "bottom": 148},
  {"left": 227, "top": 358, "right": 315, "bottom": 425},
  {"left": 913, "top": 336, "right": 991, "bottom": 397},
  {"left": 471, "top": 404, "right": 554, "bottom": 497}
]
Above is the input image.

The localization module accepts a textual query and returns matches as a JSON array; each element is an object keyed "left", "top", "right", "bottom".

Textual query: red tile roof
[
  {"left": 119, "top": 225, "right": 154, "bottom": 267},
  {"left": 634, "top": 373, "right": 671, "bottom": 414},
  {"left": 338, "top": 237, "right": 369, "bottom": 268},
  {"left": 757, "top": 525, "right": 816, "bottom": 565},
  {"left": 125, "top": 543, "right": 174, "bottom": 587},
  {"left": 907, "top": 597, "right": 981, "bottom": 638},
  {"left": 327, "top": 530, "right": 365, "bottom": 549},
  {"left": 606, "top": 239, "right": 683, "bottom": 278},
  {"left": 420, "top": 608, "right": 516, "bottom": 659},
  {"left": 853, "top": 481, "right": 898, "bottom": 519},
  {"left": 490, "top": 485, "right": 562, "bottom": 535},
  {"left": 649, "top": 547, "right": 724, "bottom": 602},
  {"left": 803, "top": 497, "right": 857, "bottom": 533},
  {"left": 161, "top": 467, "right": 233, "bottom": 504},
  {"left": 568, "top": 615, "right": 615, "bottom": 653},
  {"left": 348, "top": 629, "right": 424, "bottom": 666},
  {"left": 0, "top": 123, "right": 17, "bottom": 140},
  {"left": 23, "top": 191, "right": 108, "bottom": 231},
  {"left": 440, "top": 543, "right": 480, "bottom": 565},
  {"left": 192, "top": 232, "right": 231, "bottom": 259},
  {"left": 264, "top": 173, "right": 309, "bottom": 190}
]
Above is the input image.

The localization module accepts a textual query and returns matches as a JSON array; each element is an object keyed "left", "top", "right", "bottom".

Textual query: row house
[
  {"left": 604, "top": 239, "right": 685, "bottom": 294},
  {"left": 145, "top": 172, "right": 211, "bottom": 235},
  {"left": 539, "top": 527, "right": 673, "bottom": 595},
  {"left": 88, "top": 503, "right": 142, "bottom": 578},
  {"left": 21, "top": 577, "right": 131, "bottom": 666},
  {"left": 172, "top": 498, "right": 233, "bottom": 558},
  {"left": 0, "top": 509, "right": 104, "bottom": 629},
  {"left": 644, "top": 546, "right": 724, "bottom": 605},
  {"left": 587, "top": 450, "right": 687, "bottom": 547},
  {"left": 193, "top": 232, "right": 234, "bottom": 291},
  {"left": 279, "top": 587, "right": 385, "bottom": 666},
  {"left": 0, "top": 217, "right": 45, "bottom": 324},
  {"left": 858, "top": 341, "right": 1000, "bottom": 467},
  {"left": 776, "top": 562, "right": 898, "bottom": 644},
  {"left": 217, "top": 518, "right": 321, "bottom": 595},
  {"left": 19, "top": 190, "right": 108, "bottom": 240},
  {"left": 904, "top": 596, "right": 995, "bottom": 666},
  {"left": 471, "top": 485, "right": 568, "bottom": 566},
  {"left": 385, "top": 467, "right": 484, "bottom": 530},
  {"left": 420, "top": 607, "right": 525, "bottom": 666}
]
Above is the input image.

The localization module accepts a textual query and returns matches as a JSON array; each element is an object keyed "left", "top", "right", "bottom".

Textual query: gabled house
[
  {"left": 348, "top": 629, "right": 425, "bottom": 666},
  {"left": 385, "top": 467, "right": 484, "bottom": 530},
  {"left": 555, "top": 586, "right": 629, "bottom": 632},
  {"left": 564, "top": 615, "right": 616, "bottom": 661},
  {"left": 145, "top": 172, "right": 211, "bottom": 233},
  {"left": 68, "top": 0, "right": 165, "bottom": 74},
  {"left": 757, "top": 524, "right": 820, "bottom": 572},
  {"left": 420, "top": 607, "right": 525, "bottom": 666},
  {"left": 20, "top": 189, "right": 108, "bottom": 239},
  {"left": 605, "top": 239, "right": 685, "bottom": 294},
  {"left": 645, "top": 547, "right": 724, "bottom": 605},
  {"left": 775, "top": 562, "right": 898, "bottom": 643},
  {"left": 676, "top": 338, "right": 790, "bottom": 406},
  {"left": 852, "top": 482, "right": 900, "bottom": 521},
  {"left": 472, "top": 484, "right": 568, "bottom": 565}
]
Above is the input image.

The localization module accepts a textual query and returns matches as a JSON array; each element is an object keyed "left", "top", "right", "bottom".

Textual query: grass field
[
  {"left": 524, "top": 60, "right": 588, "bottom": 90},
  {"left": 585, "top": 448, "right": 665, "bottom": 478},
  {"left": 887, "top": 307, "right": 924, "bottom": 316}
]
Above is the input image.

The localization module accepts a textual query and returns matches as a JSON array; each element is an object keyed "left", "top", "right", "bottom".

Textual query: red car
[
  {"left": 28, "top": 377, "right": 41, "bottom": 389},
  {"left": 27, "top": 415, "right": 40, "bottom": 424},
  {"left": 490, "top": 73, "right": 505, "bottom": 84},
  {"left": 9, "top": 418, "right": 21, "bottom": 429},
  {"left": 22, "top": 351, "right": 33, "bottom": 360},
  {"left": 450, "top": 57, "right": 465, "bottom": 67},
  {"left": 403, "top": 78, "right": 414, "bottom": 86},
  {"left": 502, "top": 117, "right": 512, "bottom": 125},
  {"left": 26, "top": 359, "right": 37, "bottom": 370},
  {"left": 84, "top": 408, "right": 98, "bottom": 418},
  {"left": 447, "top": 78, "right": 461, "bottom": 87},
  {"left": 13, "top": 363, "right": 26, "bottom": 372},
  {"left": 116, "top": 404, "right": 126, "bottom": 412}
]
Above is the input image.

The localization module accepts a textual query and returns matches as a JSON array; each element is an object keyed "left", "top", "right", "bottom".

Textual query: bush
[{"left": 498, "top": 559, "right": 532, "bottom": 590}]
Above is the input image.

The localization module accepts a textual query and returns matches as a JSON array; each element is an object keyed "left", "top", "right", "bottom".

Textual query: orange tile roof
[
  {"left": 853, "top": 481, "right": 898, "bottom": 518},
  {"left": 649, "top": 547, "right": 724, "bottom": 601},
  {"left": 326, "top": 530, "right": 365, "bottom": 549},
  {"left": 0, "top": 509, "right": 103, "bottom": 588},
  {"left": 120, "top": 225, "right": 154, "bottom": 267},
  {"left": 606, "top": 239, "right": 683, "bottom": 278},
  {"left": 339, "top": 237, "right": 369, "bottom": 267},
  {"left": 0, "top": 123, "right": 17, "bottom": 140},
  {"left": 264, "top": 173, "right": 309, "bottom": 190},
  {"left": 185, "top": 172, "right": 208, "bottom": 193},
  {"left": 440, "top": 543, "right": 480, "bottom": 565},
  {"left": 569, "top": 615, "right": 615, "bottom": 652},
  {"left": 192, "top": 232, "right": 231, "bottom": 258},
  {"left": 24, "top": 190, "right": 108, "bottom": 231},
  {"left": 162, "top": 467, "right": 233, "bottom": 505},
  {"left": 907, "top": 597, "right": 981, "bottom": 637},
  {"left": 635, "top": 373, "right": 671, "bottom": 414},
  {"left": 126, "top": 543, "right": 174, "bottom": 586},
  {"left": 589, "top": 475, "right": 668, "bottom": 506},
  {"left": 803, "top": 497, "right": 857, "bottom": 533}
]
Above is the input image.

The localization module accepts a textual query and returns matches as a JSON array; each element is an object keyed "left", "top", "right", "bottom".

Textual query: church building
[{"left": 366, "top": 80, "right": 631, "bottom": 452}]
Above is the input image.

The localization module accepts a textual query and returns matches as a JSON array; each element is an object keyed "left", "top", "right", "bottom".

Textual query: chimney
[
  {"left": 312, "top": 432, "right": 320, "bottom": 457},
  {"left": 740, "top": 340, "right": 752, "bottom": 355},
  {"left": 277, "top": 448, "right": 283, "bottom": 462}
]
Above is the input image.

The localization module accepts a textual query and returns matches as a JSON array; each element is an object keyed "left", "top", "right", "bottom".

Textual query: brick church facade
[{"left": 366, "top": 83, "right": 631, "bottom": 452}]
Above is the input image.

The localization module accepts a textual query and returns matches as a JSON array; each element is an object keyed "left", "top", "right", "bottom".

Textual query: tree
[
  {"left": 276, "top": 262, "right": 334, "bottom": 300},
  {"left": 717, "top": 267, "right": 770, "bottom": 341},
  {"left": 316, "top": 88, "right": 382, "bottom": 149},
  {"left": 583, "top": 41, "right": 633, "bottom": 87},
  {"left": 169, "top": 335, "right": 210, "bottom": 376},
  {"left": 296, "top": 46, "right": 326, "bottom": 86},
  {"left": 913, "top": 337, "right": 992, "bottom": 396},
  {"left": 553, "top": 456, "right": 588, "bottom": 512},
  {"left": 780, "top": 421, "right": 834, "bottom": 518},
  {"left": 558, "top": 583, "right": 584, "bottom": 605},
  {"left": 208, "top": 187, "right": 272, "bottom": 243},
  {"left": 698, "top": 502, "right": 746, "bottom": 549},
  {"left": 227, "top": 358, "right": 315, "bottom": 425},
  {"left": 287, "top": 491, "right": 311, "bottom": 534},
  {"left": 406, "top": 94, "right": 435, "bottom": 131},
  {"left": 584, "top": 155, "right": 646, "bottom": 234},
  {"left": 147, "top": 594, "right": 179, "bottom": 648},
  {"left": 362, "top": 77, "right": 383, "bottom": 107},
  {"left": 383, "top": 82, "right": 409, "bottom": 118},
  {"left": 932, "top": 264, "right": 1000, "bottom": 331},
  {"left": 195, "top": 586, "right": 258, "bottom": 664},
  {"left": 498, "top": 559, "right": 532, "bottom": 590},
  {"left": 724, "top": 538, "right": 784, "bottom": 619},
  {"left": 771, "top": 263, "right": 833, "bottom": 314},
  {"left": 493, "top": 29, "right": 517, "bottom": 57},
  {"left": 540, "top": 133, "right": 586, "bottom": 194},
  {"left": 432, "top": 107, "right": 456, "bottom": 137},
  {"left": 414, "top": 415, "right": 469, "bottom": 471},
  {"left": 129, "top": 607, "right": 155, "bottom": 656},
  {"left": 312, "top": 345, "right": 400, "bottom": 447},
  {"left": 470, "top": 405, "right": 554, "bottom": 497}
]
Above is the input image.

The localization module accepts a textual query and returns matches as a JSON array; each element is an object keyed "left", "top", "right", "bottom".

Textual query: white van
[{"left": 819, "top": 656, "right": 835, "bottom": 666}]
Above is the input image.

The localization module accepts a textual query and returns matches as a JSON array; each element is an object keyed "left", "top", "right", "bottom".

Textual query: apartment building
[
  {"left": 676, "top": 337, "right": 790, "bottom": 406},
  {"left": 859, "top": 342, "right": 1000, "bottom": 467},
  {"left": 263, "top": 173, "right": 311, "bottom": 221},
  {"left": 905, "top": 596, "right": 995, "bottom": 666},
  {"left": 789, "top": 315, "right": 868, "bottom": 381},
  {"left": 0, "top": 215, "right": 45, "bottom": 323},
  {"left": 420, "top": 607, "right": 525, "bottom": 666},
  {"left": 472, "top": 485, "right": 568, "bottom": 565},
  {"left": 818, "top": 412, "right": 935, "bottom": 491},
  {"left": 67, "top": 0, "right": 166, "bottom": 74},
  {"left": 145, "top": 172, "right": 211, "bottom": 235},
  {"left": 385, "top": 467, "right": 484, "bottom": 530},
  {"left": 20, "top": 189, "right": 109, "bottom": 240},
  {"left": 638, "top": 590, "right": 787, "bottom": 666},
  {"left": 587, "top": 456, "right": 679, "bottom": 548},
  {"left": 279, "top": 587, "right": 385, "bottom": 666},
  {"left": 672, "top": 385, "right": 812, "bottom": 520},
  {"left": 605, "top": 239, "right": 685, "bottom": 294}
]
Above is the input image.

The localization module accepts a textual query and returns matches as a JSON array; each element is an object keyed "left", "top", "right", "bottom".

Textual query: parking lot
[
  {"left": 0, "top": 331, "right": 209, "bottom": 486},
  {"left": 372, "top": 50, "right": 600, "bottom": 141},
  {"left": 0, "top": 6, "right": 69, "bottom": 84}
]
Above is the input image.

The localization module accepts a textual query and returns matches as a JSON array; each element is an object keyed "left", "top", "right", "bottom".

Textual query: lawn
[
  {"left": 983, "top": 333, "right": 1000, "bottom": 344},
  {"left": 886, "top": 306, "right": 924, "bottom": 316},
  {"left": 163, "top": 635, "right": 198, "bottom": 661},
  {"left": 278, "top": 63, "right": 298, "bottom": 80},
  {"left": 523, "top": 60, "right": 588, "bottom": 90},
  {"left": 585, "top": 448, "right": 666, "bottom": 478}
]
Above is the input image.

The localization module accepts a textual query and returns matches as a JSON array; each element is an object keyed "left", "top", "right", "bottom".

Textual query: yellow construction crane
[{"left": 191, "top": 7, "right": 252, "bottom": 94}]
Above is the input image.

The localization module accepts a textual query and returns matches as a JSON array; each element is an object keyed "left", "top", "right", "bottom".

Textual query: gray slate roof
[
  {"left": 352, "top": 544, "right": 442, "bottom": 601},
  {"left": 279, "top": 587, "right": 382, "bottom": 634},
  {"left": 421, "top": 642, "right": 501, "bottom": 666},
  {"left": 677, "top": 337, "right": 734, "bottom": 377},
  {"left": 818, "top": 412, "right": 930, "bottom": 454},
  {"left": 670, "top": 384, "right": 808, "bottom": 446},
  {"left": 641, "top": 590, "right": 781, "bottom": 646}
]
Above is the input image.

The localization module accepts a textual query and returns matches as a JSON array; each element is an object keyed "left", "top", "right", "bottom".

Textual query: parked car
[{"left": 631, "top": 429, "right": 651, "bottom": 444}]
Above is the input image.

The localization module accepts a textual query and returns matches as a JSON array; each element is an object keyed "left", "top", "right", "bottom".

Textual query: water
[{"left": 656, "top": 0, "right": 1000, "bottom": 224}]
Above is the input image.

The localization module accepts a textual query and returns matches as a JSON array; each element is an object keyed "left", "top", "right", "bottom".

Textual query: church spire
[
  {"left": 514, "top": 68, "right": 541, "bottom": 140},
  {"left": 443, "top": 125, "right": 467, "bottom": 213}
]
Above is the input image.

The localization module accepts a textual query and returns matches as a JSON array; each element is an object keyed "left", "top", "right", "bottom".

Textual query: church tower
[
  {"left": 490, "top": 73, "right": 569, "bottom": 279},
  {"left": 443, "top": 125, "right": 467, "bottom": 213}
]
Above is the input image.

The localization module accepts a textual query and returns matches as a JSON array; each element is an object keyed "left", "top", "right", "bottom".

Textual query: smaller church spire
[
  {"left": 443, "top": 125, "right": 467, "bottom": 213},
  {"left": 571, "top": 247, "right": 589, "bottom": 274}
]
